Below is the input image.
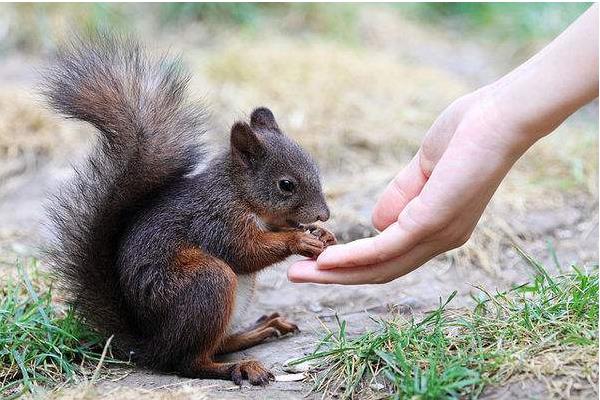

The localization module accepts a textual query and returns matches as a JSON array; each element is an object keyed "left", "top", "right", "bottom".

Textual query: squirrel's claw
[
  {"left": 231, "top": 360, "right": 274, "bottom": 386},
  {"left": 255, "top": 312, "right": 281, "bottom": 325},
  {"left": 305, "top": 225, "right": 337, "bottom": 246},
  {"left": 253, "top": 313, "right": 300, "bottom": 335}
]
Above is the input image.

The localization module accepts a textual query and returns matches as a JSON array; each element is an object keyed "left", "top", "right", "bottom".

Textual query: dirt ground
[{"left": 1, "top": 6, "right": 598, "bottom": 399}]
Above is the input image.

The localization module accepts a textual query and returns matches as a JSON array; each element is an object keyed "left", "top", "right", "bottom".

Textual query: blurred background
[
  {"left": 0, "top": 2, "right": 597, "bottom": 291},
  {"left": 0, "top": 4, "right": 597, "bottom": 397}
]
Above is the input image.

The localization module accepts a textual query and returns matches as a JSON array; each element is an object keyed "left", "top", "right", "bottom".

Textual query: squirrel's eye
[{"left": 278, "top": 179, "right": 295, "bottom": 193}]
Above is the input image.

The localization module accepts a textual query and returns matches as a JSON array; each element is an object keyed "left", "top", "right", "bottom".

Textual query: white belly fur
[{"left": 228, "top": 273, "right": 257, "bottom": 333}]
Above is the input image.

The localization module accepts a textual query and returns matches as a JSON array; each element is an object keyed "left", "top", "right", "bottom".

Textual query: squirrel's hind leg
[
  {"left": 181, "top": 359, "right": 274, "bottom": 385},
  {"left": 218, "top": 314, "right": 299, "bottom": 354},
  {"left": 171, "top": 246, "right": 273, "bottom": 385}
]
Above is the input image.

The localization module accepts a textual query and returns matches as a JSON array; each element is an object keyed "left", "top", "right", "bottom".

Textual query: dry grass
[
  {"left": 0, "top": 89, "right": 58, "bottom": 185},
  {"left": 201, "top": 38, "right": 465, "bottom": 167},
  {"left": 0, "top": 86, "right": 87, "bottom": 198}
]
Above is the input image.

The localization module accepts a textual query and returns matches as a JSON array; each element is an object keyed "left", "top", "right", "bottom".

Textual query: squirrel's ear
[
  {"left": 250, "top": 107, "right": 280, "bottom": 132},
  {"left": 231, "top": 122, "right": 263, "bottom": 168}
]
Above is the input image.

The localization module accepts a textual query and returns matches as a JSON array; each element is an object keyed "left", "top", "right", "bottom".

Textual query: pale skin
[{"left": 288, "top": 4, "right": 599, "bottom": 285}]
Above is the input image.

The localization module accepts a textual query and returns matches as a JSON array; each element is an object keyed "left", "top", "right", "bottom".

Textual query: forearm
[{"left": 488, "top": 4, "right": 598, "bottom": 143}]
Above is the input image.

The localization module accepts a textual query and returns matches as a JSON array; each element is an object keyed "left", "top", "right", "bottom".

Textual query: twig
[{"left": 91, "top": 335, "right": 114, "bottom": 384}]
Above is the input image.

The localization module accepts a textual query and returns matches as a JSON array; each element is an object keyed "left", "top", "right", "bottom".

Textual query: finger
[
  {"left": 288, "top": 242, "right": 440, "bottom": 285},
  {"left": 317, "top": 209, "right": 429, "bottom": 270},
  {"left": 372, "top": 154, "right": 428, "bottom": 232},
  {"left": 418, "top": 99, "right": 468, "bottom": 176}
]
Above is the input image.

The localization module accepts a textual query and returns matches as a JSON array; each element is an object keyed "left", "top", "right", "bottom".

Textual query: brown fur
[
  {"left": 170, "top": 244, "right": 302, "bottom": 383},
  {"left": 173, "top": 246, "right": 209, "bottom": 272},
  {"left": 227, "top": 212, "right": 327, "bottom": 274},
  {"left": 219, "top": 314, "right": 299, "bottom": 354},
  {"left": 188, "top": 359, "right": 273, "bottom": 386}
]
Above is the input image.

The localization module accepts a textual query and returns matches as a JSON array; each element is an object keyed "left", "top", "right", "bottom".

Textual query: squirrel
[{"left": 43, "top": 34, "right": 336, "bottom": 385}]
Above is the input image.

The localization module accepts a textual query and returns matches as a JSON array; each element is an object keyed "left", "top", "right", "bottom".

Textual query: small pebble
[
  {"left": 283, "top": 358, "right": 314, "bottom": 373},
  {"left": 275, "top": 373, "right": 306, "bottom": 382},
  {"left": 308, "top": 303, "right": 323, "bottom": 313}
]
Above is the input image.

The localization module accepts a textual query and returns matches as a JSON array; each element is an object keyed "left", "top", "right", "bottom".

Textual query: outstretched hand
[
  {"left": 287, "top": 90, "right": 528, "bottom": 284},
  {"left": 288, "top": 4, "right": 597, "bottom": 285}
]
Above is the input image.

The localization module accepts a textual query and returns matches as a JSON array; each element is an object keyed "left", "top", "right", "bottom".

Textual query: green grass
[
  {"left": 0, "top": 260, "right": 122, "bottom": 399},
  {"left": 398, "top": 3, "right": 591, "bottom": 42},
  {"left": 159, "top": 2, "right": 267, "bottom": 26},
  {"left": 3, "top": 3, "right": 589, "bottom": 55},
  {"left": 1, "top": 3, "right": 362, "bottom": 53},
  {"left": 159, "top": 2, "right": 590, "bottom": 43},
  {"left": 292, "top": 249, "right": 599, "bottom": 399},
  {"left": 0, "top": 256, "right": 596, "bottom": 398}
]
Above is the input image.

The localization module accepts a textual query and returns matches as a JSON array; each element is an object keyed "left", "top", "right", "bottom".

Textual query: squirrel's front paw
[
  {"left": 292, "top": 232, "right": 325, "bottom": 258},
  {"left": 305, "top": 225, "right": 337, "bottom": 246}
]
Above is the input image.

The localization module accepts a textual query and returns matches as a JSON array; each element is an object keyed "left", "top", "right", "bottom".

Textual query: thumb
[
  {"left": 372, "top": 154, "right": 427, "bottom": 231},
  {"left": 372, "top": 99, "right": 467, "bottom": 231}
]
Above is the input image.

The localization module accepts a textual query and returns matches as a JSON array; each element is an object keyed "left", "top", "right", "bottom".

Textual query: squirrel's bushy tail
[{"left": 43, "top": 33, "right": 206, "bottom": 353}]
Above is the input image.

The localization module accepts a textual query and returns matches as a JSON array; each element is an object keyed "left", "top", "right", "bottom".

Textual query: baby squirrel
[{"left": 43, "top": 34, "right": 336, "bottom": 385}]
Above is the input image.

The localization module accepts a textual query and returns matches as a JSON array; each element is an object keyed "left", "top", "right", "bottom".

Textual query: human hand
[
  {"left": 287, "top": 4, "right": 597, "bottom": 285},
  {"left": 287, "top": 89, "right": 529, "bottom": 284}
]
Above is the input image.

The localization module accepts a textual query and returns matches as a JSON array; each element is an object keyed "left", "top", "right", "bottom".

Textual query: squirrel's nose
[{"left": 316, "top": 206, "right": 330, "bottom": 222}]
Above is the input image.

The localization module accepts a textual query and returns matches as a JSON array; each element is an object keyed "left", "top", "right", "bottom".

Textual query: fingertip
[
  {"left": 318, "top": 237, "right": 383, "bottom": 269},
  {"left": 316, "top": 245, "right": 342, "bottom": 269},
  {"left": 371, "top": 154, "right": 427, "bottom": 232},
  {"left": 371, "top": 185, "right": 405, "bottom": 232},
  {"left": 371, "top": 206, "right": 391, "bottom": 232},
  {"left": 287, "top": 259, "right": 316, "bottom": 282},
  {"left": 287, "top": 272, "right": 304, "bottom": 283}
]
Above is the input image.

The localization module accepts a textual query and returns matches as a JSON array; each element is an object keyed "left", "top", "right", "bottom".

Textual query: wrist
[
  {"left": 459, "top": 86, "right": 539, "bottom": 160},
  {"left": 485, "top": 78, "right": 559, "bottom": 142}
]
